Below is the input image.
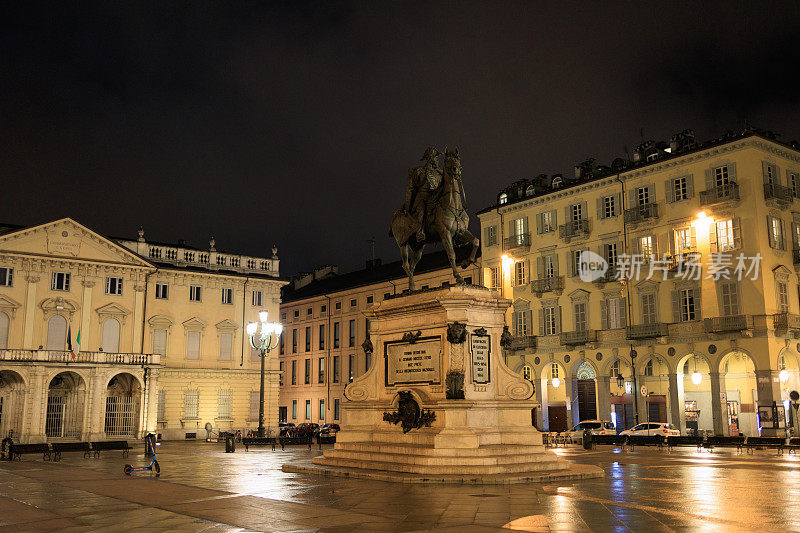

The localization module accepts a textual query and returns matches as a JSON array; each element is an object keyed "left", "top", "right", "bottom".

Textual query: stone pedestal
[{"left": 284, "top": 286, "right": 602, "bottom": 483}]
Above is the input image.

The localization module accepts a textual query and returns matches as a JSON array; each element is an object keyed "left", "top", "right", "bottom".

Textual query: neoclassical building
[
  {"left": 0, "top": 218, "right": 285, "bottom": 442},
  {"left": 478, "top": 128, "right": 800, "bottom": 436}
]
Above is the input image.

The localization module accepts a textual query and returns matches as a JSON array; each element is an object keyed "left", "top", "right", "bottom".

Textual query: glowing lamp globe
[
  {"left": 691, "top": 371, "right": 702, "bottom": 386},
  {"left": 246, "top": 322, "right": 258, "bottom": 336},
  {"left": 551, "top": 377, "right": 560, "bottom": 389},
  {"left": 780, "top": 369, "right": 789, "bottom": 383}
]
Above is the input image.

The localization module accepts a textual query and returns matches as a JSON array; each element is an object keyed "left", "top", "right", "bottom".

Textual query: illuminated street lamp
[
  {"left": 551, "top": 377, "right": 561, "bottom": 389},
  {"left": 247, "top": 311, "right": 283, "bottom": 438}
]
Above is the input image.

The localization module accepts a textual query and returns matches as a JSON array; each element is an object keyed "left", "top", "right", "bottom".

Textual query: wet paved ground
[{"left": 1, "top": 441, "right": 799, "bottom": 532}]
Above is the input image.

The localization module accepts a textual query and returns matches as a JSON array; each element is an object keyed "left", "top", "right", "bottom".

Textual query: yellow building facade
[
  {"left": 0, "top": 218, "right": 285, "bottom": 442},
  {"left": 477, "top": 130, "right": 800, "bottom": 436},
  {"left": 279, "top": 252, "right": 480, "bottom": 426}
]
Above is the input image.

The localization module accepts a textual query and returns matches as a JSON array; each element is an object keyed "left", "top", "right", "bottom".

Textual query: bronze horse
[{"left": 389, "top": 149, "right": 479, "bottom": 290}]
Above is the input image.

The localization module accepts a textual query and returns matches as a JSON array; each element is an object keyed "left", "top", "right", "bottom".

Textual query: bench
[
  {"left": 89, "top": 440, "right": 131, "bottom": 458},
  {"left": 51, "top": 441, "right": 91, "bottom": 461},
  {"left": 666, "top": 435, "right": 704, "bottom": 452},
  {"left": 705, "top": 435, "right": 746, "bottom": 452},
  {"left": 242, "top": 437, "right": 277, "bottom": 451},
  {"left": 781, "top": 437, "right": 800, "bottom": 455},
  {"left": 589, "top": 434, "right": 627, "bottom": 447},
  {"left": 8, "top": 443, "right": 52, "bottom": 461},
  {"left": 744, "top": 436, "right": 785, "bottom": 454},
  {"left": 625, "top": 435, "right": 665, "bottom": 450}
]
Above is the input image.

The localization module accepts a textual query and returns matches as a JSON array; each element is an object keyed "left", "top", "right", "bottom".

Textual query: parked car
[
  {"left": 315, "top": 423, "right": 341, "bottom": 437},
  {"left": 278, "top": 423, "right": 295, "bottom": 437},
  {"left": 620, "top": 422, "right": 680, "bottom": 437},
  {"left": 289, "top": 423, "right": 319, "bottom": 438},
  {"left": 568, "top": 420, "right": 616, "bottom": 443}
]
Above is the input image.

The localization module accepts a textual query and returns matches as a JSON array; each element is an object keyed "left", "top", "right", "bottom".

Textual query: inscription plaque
[
  {"left": 385, "top": 337, "right": 442, "bottom": 386},
  {"left": 471, "top": 333, "right": 491, "bottom": 384}
]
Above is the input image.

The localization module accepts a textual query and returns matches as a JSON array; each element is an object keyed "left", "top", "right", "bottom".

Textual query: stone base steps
[
  {"left": 283, "top": 457, "right": 605, "bottom": 485},
  {"left": 326, "top": 448, "right": 561, "bottom": 467},
  {"left": 314, "top": 455, "right": 569, "bottom": 475},
  {"left": 332, "top": 441, "right": 545, "bottom": 457}
]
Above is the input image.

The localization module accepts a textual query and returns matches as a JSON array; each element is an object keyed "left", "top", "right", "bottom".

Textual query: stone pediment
[
  {"left": 183, "top": 317, "right": 207, "bottom": 331},
  {"left": 215, "top": 319, "right": 239, "bottom": 332},
  {"left": 0, "top": 295, "right": 21, "bottom": 317},
  {"left": 40, "top": 297, "right": 80, "bottom": 319},
  {"left": 148, "top": 314, "right": 174, "bottom": 329},
  {"left": 0, "top": 218, "right": 154, "bottom": 269},
  {"left": 95, "top": 303, "right": 131, "bottom": 324}
]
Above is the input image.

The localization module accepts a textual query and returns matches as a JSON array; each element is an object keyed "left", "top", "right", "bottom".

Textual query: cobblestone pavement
[{"left": 1, "top": 441, "right": 799, "bottom": 531}]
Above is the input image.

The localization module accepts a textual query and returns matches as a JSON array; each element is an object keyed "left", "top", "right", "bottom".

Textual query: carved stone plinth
[{"left": 283, "top": 286, "right": 601, "bottom": 483}]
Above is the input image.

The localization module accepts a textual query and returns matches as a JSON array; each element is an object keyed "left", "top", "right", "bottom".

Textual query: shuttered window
[
  {"left": 573, "top": 302, "right": 587, "bottom": 332},
  {"left": 46, "top": 315, "right": 67, "bottom": 350},
  {"left": 153, "top": 329, "right": 167, "bottom": 355},
  {"left": 250, "top": 391, "right": 260, "bottom": 420},
  {"left": 768, "top": 216, "right": 786, "bottom": 250},
  {"left": 641, "top": 293, "right": 657, "bottom": 325},
  {"left": 713, "top": 218, "right": 741, "bottom": 252},
  {"left": 219, "top": 332, "right": 232, "bottom": 360},
  {"left": 157, "top": 390, "right": 166, "bottom": 421},
  {"left": 719, "top": 283, "right": 740, "bottom": 316},
  {"left": 514, "top": 260, "right": 527, "bottom": 286},
  {"left": 187, "top": 331, "right": 200, "bottom": 359},
  {"left": 0, "top": 312, "right": 8, "bottom": 349},
  {"left": 777, "top": 281, "right": 789, "bottom": 313},
  {"left": 673, "top": 288, "right": 699, "bottom": 322},
  {"left": 218, "top": 390, "right": 232, "bottom": 419},
  {"left": 483, "top": 225, "right": 498, "bottom": 246},
  {"left": 102, "top": 319, "right": 120, "bottom": 353},
  {"left": 184, "top": 390, "right": 199, "bottom": 419},
  {"left": 540, "top": 306, "right": 560, "bottom": 336},
  {"left": 513, "top": 309, "right": 531, "bottom": 336}
]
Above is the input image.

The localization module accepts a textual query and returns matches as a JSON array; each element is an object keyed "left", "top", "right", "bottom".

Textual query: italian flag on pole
[{"left": 67, "top": 325, "right": 81, "bottom": 359}]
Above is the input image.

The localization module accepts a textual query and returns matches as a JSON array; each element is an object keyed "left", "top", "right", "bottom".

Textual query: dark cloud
[{"left": 2, "top": 1, "right": 799, "bottom": 276}]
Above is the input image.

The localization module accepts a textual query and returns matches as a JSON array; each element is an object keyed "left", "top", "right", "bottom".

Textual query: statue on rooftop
[{"left": 389, "top": 147, "right": 479, "bottom": 290}]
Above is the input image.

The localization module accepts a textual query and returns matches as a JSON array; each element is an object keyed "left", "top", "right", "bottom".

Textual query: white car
[
  {"left": 568, "top": 420, "right": 616, "bottom": 442},
  {"left": 620, "top": 422, "right": 680, "bottom": 437}
]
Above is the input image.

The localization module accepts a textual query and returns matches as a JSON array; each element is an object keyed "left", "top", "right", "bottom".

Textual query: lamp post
[{"left": 246, "top": 311, "right": 283, "bottom": 438}]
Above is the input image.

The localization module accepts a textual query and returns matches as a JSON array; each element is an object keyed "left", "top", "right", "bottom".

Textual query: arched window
[
  {"left": 522, "top": 365, "right": 532, "bottom": 381},
  {"left": 610, "top": 360, "right": 620, "bottom": 377},
  {"left": 499, "top": 193, "right": 508, "bottom": 205},
  {"left": 46, "top": 315, "right": 67, "bottom": 351},
  {"left": 550, "top": 363, "right": 559, "bottom": 379},
  {"left": 0, "top": 311, "right": 8, "bottom": 349},
  {"left": 551, "top": 176, "right": 563, "bottom": 188},
  {"left": 102, "top": 318, "right": 120, "bottom": 353},
  {"left": 525, "top": 185, "right": 536, "bottom": 197},
  {"left": 644, "top": 360, "right": 654, "bottom": 376}
]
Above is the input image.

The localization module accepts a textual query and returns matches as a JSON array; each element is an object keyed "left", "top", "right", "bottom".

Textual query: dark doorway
[
  {"left": 614, "top": 403, "right": 635, "bottom": 430},
  {"left": 278, "top": 406, "right": 287, "bottom": 424},
  {"left": 548, "top": 405, "right": 568, "bottom": 432},
  {"left": 576, "top": 380, "right": 597, "bottom": 421}
]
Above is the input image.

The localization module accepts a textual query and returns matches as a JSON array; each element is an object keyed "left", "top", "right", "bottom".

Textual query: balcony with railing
[
  {"left": 699, "top": 182, "right": 740, "bottom": 206},
  {"left": 531, "top": 275, "right": 564, "bottom": 295},
  {"left": 703, "top": 315, "right": 753, "bottom": 333},
  {"left": 558, "top": 219, "right": 590, "bottom": 242},
  {"left": 592, "top": 268, "right": 619, "bottom": 285},
  {"left": 773, "top": 312, "right": 800, "bottom": 332},
  {"left": 0, "top": 349, "right": 158, "bottom": 365},
  {"left": 503, "top": 233, "right": 530, "bottom": 251},
  {"left": 509, "top": 335, "right": 537, "bottom": 351},
  {"left": 626, "top": 323, "right": 670, "bottom": 340},
  {"left": 560, "top": 329, "right": 597, "bottom": 346},
  {"left": 624, "top": 203, "right": 659, "bottom": 224},
  {"left": 764, "top": 182, "right": 794, "bottom": 203},
  {"left": 666, "top": 252, "right": 701, "bottom": 272}
]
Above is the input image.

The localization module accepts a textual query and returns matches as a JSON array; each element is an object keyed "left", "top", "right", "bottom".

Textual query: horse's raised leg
[
  {"left": 440, "top": 231, "right": 464, "bottom": 284},
  {"left": 408, "top": 245, "right": 424, "bottom": 290},
  {"left": 458, "top": 229, "right": 480, "bottom": 269},
  {"left": 400, "top": 245, "right": 414, "bottom": 291}
]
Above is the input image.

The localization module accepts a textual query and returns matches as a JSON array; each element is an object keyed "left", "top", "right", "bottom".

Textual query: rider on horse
[{"left": 404, "top": 147, "right": 443, "bottom": 243}]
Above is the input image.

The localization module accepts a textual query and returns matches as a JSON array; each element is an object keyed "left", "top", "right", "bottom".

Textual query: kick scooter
[{"left": 123, "top": 434, "right": 160, "bottom": 475}]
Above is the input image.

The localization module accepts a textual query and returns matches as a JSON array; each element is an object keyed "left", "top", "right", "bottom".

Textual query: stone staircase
[{"left": 312, "top": 441, "right": 570, "bottom": 476}]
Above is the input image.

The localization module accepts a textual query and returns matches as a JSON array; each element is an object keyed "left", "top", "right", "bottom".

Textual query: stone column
[
  {"left": 668, "top": 373, "right": 683, "bottom": 431},
  {"left": 144, "top": 368, "right": 159, "bottom": 436},
  {"left": 636, "top": 378, "right": 648, "bottom": 424},
  {"left": 596, "top": 376, "right": 612, "bottom": 423},
  {"left": 80, "top": 280, "right": 94, "bottom": 352},
  {"left": 132, "top": 283, "right": 146, "bottom": 353},
  {"left": 22, "top": 274, "right": 40, "bottom": 349},
  {"left": 564, "top": 377, "right": 575, "bottom": 428},
  {"left": 538, "top": 378, "right": 549, "bottom": 432},
  {"left": 24, "top": 368, "right": 47, "bottom": 443},
  {"left": 756, "top": 369, "right": 783, "bottom": 437},
  {"left": 86, "top": 370, "right": 107, "bottom": 440},
  {"left": 709, "top": 372, "right": 728, "bottom": 436},
  {"left": 570, "top": 377, "right": 581, "bottom": 427}
]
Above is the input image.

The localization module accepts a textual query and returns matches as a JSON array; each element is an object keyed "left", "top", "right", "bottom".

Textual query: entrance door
[
  {"left": 576, "top": 380, "right": 597, "bottom": 421},
  {"left": 278, "top": 406, "right": 287, "bottom": 424},
  {"left": 548, "top": 406, "right": 568, "bottom": 432}
]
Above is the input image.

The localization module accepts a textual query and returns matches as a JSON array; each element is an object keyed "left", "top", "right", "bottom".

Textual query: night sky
[{"left": 3, "top": 2, "right": 799, "bottom": 277}]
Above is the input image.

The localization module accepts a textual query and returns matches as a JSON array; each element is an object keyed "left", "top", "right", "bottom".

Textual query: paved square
[{"left": 1, "top": 441, "right": 799, "bottom": 531}]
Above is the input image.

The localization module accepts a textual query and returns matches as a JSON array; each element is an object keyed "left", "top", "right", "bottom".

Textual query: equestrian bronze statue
[{"left": 389, "top": 147, "right": 479, "bottom": 290}]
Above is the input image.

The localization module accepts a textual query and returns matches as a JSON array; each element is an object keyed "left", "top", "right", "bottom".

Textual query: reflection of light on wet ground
[{"left": 502, "top": 514, "right": 548, "bottom": 531}]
